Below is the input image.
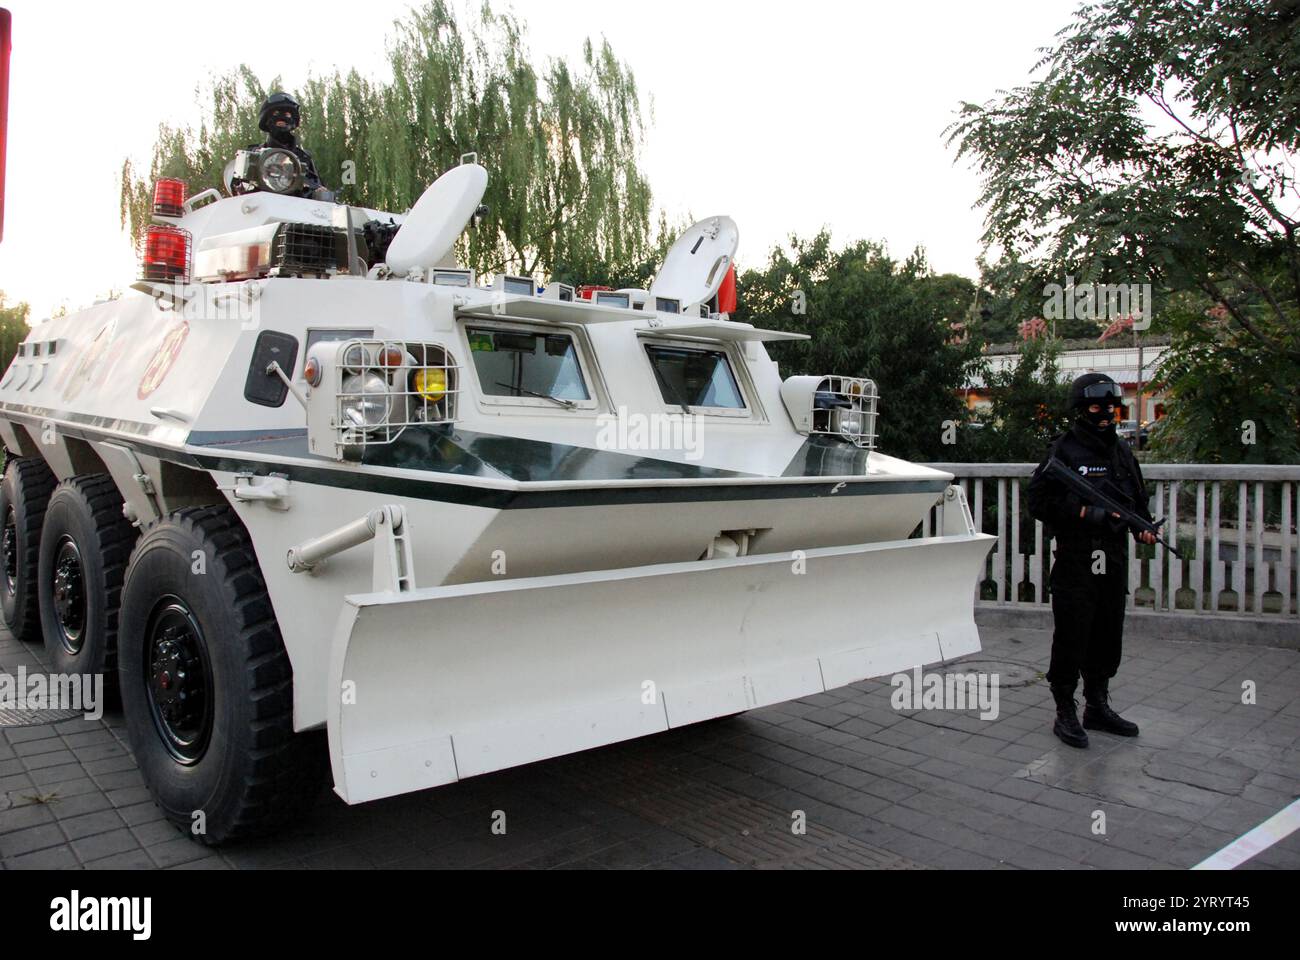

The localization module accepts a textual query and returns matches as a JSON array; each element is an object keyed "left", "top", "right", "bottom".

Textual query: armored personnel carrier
[{"left": 0, "top": 153, "right": 994, "bottom": 843}]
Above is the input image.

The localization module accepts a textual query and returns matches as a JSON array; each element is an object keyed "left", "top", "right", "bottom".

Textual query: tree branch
[
  {"left": 1230, "top": 258, "right": 1292, "bottom": 329},
  {"left": 1198, "top": 277, "right": 1300, "bottom": 362}
]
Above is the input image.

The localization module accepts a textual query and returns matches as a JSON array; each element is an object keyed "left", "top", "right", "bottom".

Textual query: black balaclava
[
  {"left": 1068, "top": 372, "right": 1121, "bottom": 445},
  {"left": 258, "top": 92, "right": 300, "bottom": 147}
]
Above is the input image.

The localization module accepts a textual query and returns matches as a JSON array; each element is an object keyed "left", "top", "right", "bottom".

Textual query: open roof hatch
[
  {"left": 649, "top": 215, "right": 739, "bottom": 312},
  {"left": 385, "top": 162, "right": 488, "bottom": 275}
]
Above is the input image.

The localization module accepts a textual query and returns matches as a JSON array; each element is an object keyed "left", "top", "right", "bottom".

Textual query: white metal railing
[{"left": 920, "top": 463, "right": 1300, "bottom": 620}]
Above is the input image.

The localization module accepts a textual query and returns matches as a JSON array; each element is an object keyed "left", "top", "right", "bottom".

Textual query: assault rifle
[{"left": 1043, "top": 456, "right": 1182, "bottom": 559}]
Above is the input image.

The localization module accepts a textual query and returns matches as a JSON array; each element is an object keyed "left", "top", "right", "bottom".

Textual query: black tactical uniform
[
  {"left": 245, "top": 92, "right": 330, "bottom": 200},
  {"left": 1026, "top": 372, "right": 1152, "bottom": 748}
]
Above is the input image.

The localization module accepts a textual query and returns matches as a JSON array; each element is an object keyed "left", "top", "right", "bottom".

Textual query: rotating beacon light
[
  {"left": 140, "top": 225, "right": 191, "bottom": 282},
  {"left": 152, "top": 178, "right": 187, "bottom": 219}
]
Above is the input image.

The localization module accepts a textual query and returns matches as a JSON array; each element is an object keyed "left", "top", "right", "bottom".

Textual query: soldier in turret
[{"left": 245, "top": 92, "right": 332, "bottom": 201}]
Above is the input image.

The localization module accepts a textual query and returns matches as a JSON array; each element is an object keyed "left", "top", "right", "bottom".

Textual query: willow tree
[{"left": 121, "top": 0, "right": 656, "bottom": 283}]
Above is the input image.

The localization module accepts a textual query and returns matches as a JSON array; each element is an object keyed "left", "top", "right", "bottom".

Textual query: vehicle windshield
[
  {"left": 644, "top": 344, "right": 745, "bottom": 409},
  {"left": 466, "top": 327, "right": 590, "bottom": 402}
]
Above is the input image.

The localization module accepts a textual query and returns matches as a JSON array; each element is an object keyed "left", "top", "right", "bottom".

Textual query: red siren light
[
  {"left": 152, "top": 178, "right": 187, "bottom": 218},
  {"left": 576, "top": 285, "right": 611, "bottom": 301},
  {"left": 141, "top": 224, "right": 191, "bottom": 282}
]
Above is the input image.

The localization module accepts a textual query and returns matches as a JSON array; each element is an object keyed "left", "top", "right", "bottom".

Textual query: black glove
[{"left": 1082, "top": 506, "right": 1110, "bottom": 528}]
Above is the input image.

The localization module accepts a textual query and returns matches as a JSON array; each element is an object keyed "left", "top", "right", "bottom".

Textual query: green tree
[
  {"left": 962, "top": 337, "right": 1073, "bottom": 462},
  {"left": 734, "top": 231, "right": 980, "bottom": 461},
  {"left": 948, "top": 0, "right": 1300, "bottom": 461},
  {"left": 0, "top": 292, "right": 31, "bottom": 372},
  {"left": 121, "top": 0, "right": 657, "bottom": 283},
  {"left": 1147, "top": 292, "right": 1300, "bottom": 463},
  {"left": 973, "top": 255, "right": 1106, "bottom": 345}
]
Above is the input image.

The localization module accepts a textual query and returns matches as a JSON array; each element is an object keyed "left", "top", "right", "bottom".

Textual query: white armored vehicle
[{"left": 0, "top": 154, "right": 994, "bottom": 842}]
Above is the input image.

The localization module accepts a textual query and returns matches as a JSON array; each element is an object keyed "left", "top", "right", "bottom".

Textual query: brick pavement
[{"left": 2, "top": 619, "right": 1298, "bottom": 870}]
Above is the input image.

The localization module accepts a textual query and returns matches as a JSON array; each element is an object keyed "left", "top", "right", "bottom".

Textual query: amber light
[
  {"left": 152, "top": 178, "right": 187, "bottom": 218},
  {"left": 141, "top": 225, "right": 190, "bottom": 282},
  {"left": 411, "top": 367, "right": 447, "bottom": 402}
]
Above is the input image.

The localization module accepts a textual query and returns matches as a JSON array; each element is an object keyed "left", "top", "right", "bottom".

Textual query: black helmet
[
  {"left": 1068, "top": 372, "right": 1122, "bottom": 410},
  {"left": 258, "top": 92, "right": 300, "bottom": 134}
]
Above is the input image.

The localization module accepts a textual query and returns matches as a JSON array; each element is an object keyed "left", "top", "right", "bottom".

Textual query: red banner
[
  {"left": 0, "top": 9, "right": 11, "bottom": 243},
  {"left": 717, "top": 263, "right": 736, "bottom": 314}
]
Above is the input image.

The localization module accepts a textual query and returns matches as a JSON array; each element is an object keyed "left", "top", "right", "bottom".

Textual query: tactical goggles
[{"left": 1079, "top": 382, "right": 1122, "bottom": 402}]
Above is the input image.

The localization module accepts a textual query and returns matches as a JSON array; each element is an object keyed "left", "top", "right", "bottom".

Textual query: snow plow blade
[{"left": 327, "top": 531, "right": 995, "bottom": 804}]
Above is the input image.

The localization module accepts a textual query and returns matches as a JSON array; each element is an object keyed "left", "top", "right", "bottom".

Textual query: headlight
[
  {"left": 260, "top": 149, "right": 303, "bottom": 194},
  {"left": 833, "top": 408, "right": 863, "bottom": 441},
  {"left": 339, "top": 342, "right": 374, "bottom": 374},
  {"left": 780, "top": 375, "right": 878, "bottom": 449},
  {"left": 340, "top": 372, "right": 392, "bottom": 431}
]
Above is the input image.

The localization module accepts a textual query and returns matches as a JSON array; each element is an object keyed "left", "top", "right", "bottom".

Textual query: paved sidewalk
[{"left": 2, "top": 620, "right": 1298, "bottom": 870}]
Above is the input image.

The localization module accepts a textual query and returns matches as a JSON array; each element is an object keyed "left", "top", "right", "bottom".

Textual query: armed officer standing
[
  {"left": 234, "top": 92, "right": 332, "bottom": 201},
  {"left": 1026, "top": 373, "right": 1157, "bottom": 749}
]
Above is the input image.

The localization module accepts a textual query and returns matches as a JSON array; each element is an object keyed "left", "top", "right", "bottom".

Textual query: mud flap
[{"left": 326, "top": 532, "right": 995, "bottom": 803}]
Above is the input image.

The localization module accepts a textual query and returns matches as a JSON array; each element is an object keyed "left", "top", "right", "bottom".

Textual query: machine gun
[{"left": 1043, "top": 456, "right": 1182, "bottom": 558}]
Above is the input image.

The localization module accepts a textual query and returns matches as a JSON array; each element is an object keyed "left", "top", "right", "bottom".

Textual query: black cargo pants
[{"left": 1045, "top": 544, "right": 1128, "bottom": 689}]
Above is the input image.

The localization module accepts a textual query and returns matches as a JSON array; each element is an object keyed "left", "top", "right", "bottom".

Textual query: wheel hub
[
  {"left": 51, "top": 537, "right": 86, "bottom": 653},
  {"left": 145, "top": 601, "right": 213, "bottom": 764}
]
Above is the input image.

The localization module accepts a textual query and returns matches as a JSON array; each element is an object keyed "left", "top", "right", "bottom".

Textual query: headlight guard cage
[{"left": 309, "top": 339, "right": 460, "bottom": 461}]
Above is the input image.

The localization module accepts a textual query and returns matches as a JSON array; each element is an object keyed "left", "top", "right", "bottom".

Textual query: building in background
[{"left": 962, "top": 334, "right": 1171, "bottom": 425}]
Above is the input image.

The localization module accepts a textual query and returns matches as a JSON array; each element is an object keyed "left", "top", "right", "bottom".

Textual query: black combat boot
[
  {"left": 1082, "top": 678, "right": 1140, "bottom": 736},
  {"left": 1050, "top": 683, "right": 1089, "bottom": 748}
]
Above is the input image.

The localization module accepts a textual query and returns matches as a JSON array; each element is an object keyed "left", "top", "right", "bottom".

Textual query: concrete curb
[{"left": 975, "top": 602, "right": 1299, "bottom": 649}]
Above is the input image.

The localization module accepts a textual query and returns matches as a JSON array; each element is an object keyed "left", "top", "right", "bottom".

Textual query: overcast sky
[{"left": 0, "top": 0, "right": 1084, "bottom": 320}]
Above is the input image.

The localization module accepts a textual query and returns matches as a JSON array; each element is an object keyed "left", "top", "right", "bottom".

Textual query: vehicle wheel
[
  {"left": 118, "top": 505, "right": 324, "bottom": 844},
  {"left": 37, "top": 474, "right": 136, "bottom": 676},
  {"left": 0, "top": 457, "right": 56, "bottom": 645}
]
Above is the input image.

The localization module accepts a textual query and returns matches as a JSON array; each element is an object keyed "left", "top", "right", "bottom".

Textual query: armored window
[
  {"left": 644, "top": 344, "right": 745, "bottom": 411},
  {"left": 466, "top": 326, "right": 591, "bottom": 403}
]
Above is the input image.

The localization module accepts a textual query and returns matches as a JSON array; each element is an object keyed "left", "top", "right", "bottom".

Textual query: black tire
[
  {"left": 0, "top": 457, "right": 56, "bottom": 645},
  {"left": 37, "top": 474, "right": 136, "bottom": 677},
  {"left": 118, "top": 505, "right": 323, "bottom": 845}
]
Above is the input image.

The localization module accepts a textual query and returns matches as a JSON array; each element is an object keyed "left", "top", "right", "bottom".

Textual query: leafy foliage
[
  {"left": 121, "top": 1, "right": 658, "bottom": 283},
  {"left": 733, "top": 231, "right": 981, "bottom": 461},
  {"left": 948, "top": 0, "right": 1300, "bottom": 462},
  {"left": 962, "top": 338, "right": 1073, "bottom": 462},
  {"left": 970, "top": 255, "right": 1107, "bottom": 344},
  {"left": 1147, "top": 292, "right": 1300, "bottom": 463}
]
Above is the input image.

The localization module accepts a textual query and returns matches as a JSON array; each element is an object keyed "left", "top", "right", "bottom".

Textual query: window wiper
[
  {"left": 655, "top": 372, "right": 692, "bottom": 415},
  {"left": 495, "top": 382, "right": 576, "bottom": 409}
]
